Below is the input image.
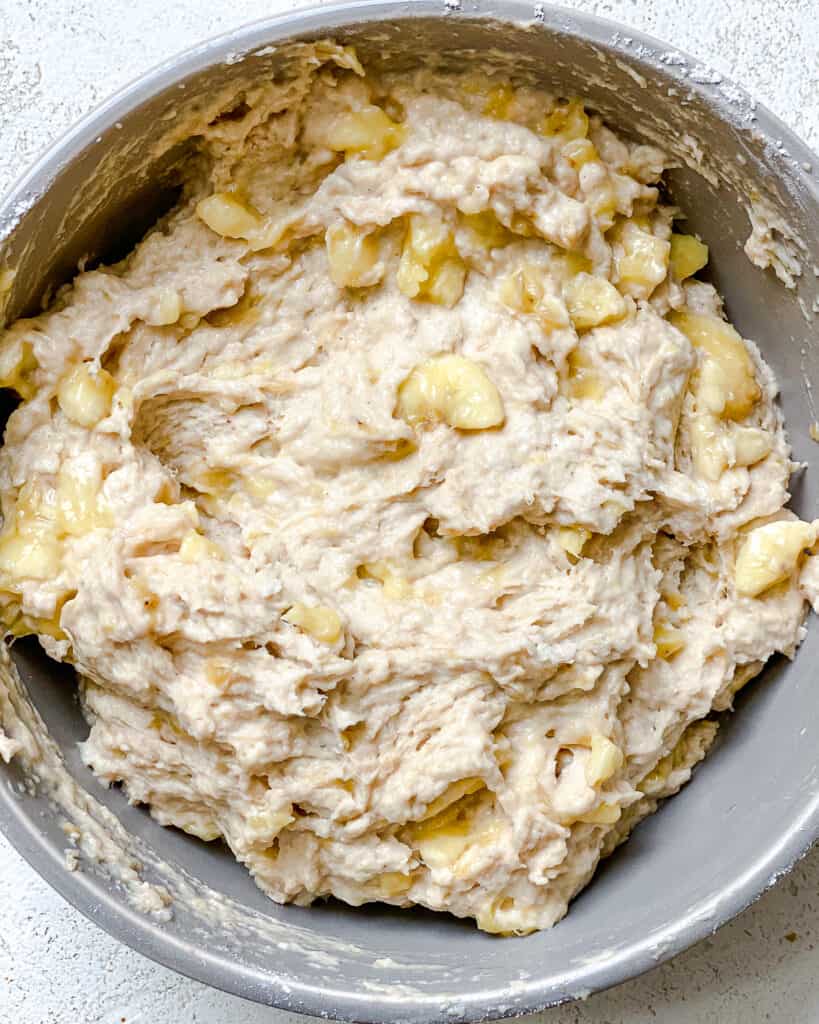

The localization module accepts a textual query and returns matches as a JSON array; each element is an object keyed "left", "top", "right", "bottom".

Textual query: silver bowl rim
[{"left": 1, "top": 2, "right": 818, "bottom": 1021}]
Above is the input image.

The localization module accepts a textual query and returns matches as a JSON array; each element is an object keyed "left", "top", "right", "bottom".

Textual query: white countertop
[{"left": 1, "top": 1, "right": 818, "bottom": 1021}]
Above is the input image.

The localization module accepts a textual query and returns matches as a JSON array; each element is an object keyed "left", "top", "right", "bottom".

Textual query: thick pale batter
[{"left": 0, "top": 42, "right": 816, "bottom": 935}]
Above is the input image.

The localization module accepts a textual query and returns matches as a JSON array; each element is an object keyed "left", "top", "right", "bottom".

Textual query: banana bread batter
[{"left": 0, "top": 43, "right": 815, "bottom": 934}]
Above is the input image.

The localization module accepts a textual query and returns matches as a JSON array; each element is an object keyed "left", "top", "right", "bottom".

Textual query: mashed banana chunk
[{"left": 0, "top": 43, "right": 816, "bottom": 935}]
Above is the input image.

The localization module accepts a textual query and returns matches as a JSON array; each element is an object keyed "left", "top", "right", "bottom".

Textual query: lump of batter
[{"left": 0, "top": 43, "right": 816, "bottom": 935}]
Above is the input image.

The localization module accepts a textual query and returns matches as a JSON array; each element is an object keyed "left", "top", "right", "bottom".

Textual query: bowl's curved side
[{"left": 1, "top": 4, "right": 818, "bottom": 1023}]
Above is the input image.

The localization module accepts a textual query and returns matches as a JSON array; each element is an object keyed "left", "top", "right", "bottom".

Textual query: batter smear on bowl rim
[{"left": 0, "top": 42, "right": 817, "bottom": 936}]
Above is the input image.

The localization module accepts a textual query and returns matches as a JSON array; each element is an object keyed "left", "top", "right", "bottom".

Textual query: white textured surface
[{"left": 1, "top": 1, "right": 818, "bottom": 1021}]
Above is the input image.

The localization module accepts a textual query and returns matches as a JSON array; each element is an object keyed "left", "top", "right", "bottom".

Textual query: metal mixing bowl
[{"left": 1, "top": 3, "right": 818, "bottom": 1021}]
